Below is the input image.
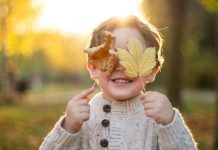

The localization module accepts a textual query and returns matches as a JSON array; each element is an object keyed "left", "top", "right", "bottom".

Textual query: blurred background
[{"left": 0, "top": 0, "right": 217, "bottom": 149}]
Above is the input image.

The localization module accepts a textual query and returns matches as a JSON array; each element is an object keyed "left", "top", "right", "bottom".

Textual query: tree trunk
[
  {"left": 166, "top": 0, "right": 187, "bottom": 109},
  {"left": 214, "top": 10, "right": 218, "bottom": 150},
  {"left": 0, "top": 1, "right": 13, "bottom": 104}
]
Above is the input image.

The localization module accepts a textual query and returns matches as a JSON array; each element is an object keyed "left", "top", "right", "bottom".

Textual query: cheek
[
  {"left": 96, "top": 73, "right": 109, "bottom": 85},
  {"left": 134, "top": 78, "right": 148, "bottom": 92},
  {"left": 141, "top": 76, "right": 150, "bottom": 84},
  {"left": 136, "top": 80, "right": 145, "bottom": 90},
  {"left": 128, "top": 78, "right": 144, "bottom": 91}
]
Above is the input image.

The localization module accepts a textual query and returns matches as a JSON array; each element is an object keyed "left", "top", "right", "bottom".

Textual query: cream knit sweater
[{"left": 40, "top": 92, "right": 197, "bottom": 150}]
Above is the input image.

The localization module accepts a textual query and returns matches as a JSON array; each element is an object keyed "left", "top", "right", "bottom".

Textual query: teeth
[{"left": 114, "top": 79, "right": 130, "bottom": 83}]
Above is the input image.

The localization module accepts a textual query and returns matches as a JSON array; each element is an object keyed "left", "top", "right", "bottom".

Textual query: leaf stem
[
  {"left": 139, "top": 76, "right": 146, "bottom": 93},
  {"left": 91, "top": 81, "right": 97, "bottom": 88}
]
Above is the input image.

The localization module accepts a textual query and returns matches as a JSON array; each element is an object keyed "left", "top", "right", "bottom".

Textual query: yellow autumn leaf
[{"left": 117, "top": 38, "right": 156, "bottom": 78}]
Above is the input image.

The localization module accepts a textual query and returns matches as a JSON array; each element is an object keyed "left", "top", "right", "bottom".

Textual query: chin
[
  {"left": 112, "top": 95, "right": 131, "bottom": 101},
  {"left": 108, "top": 90, "right": 141, "bottom": 102}
]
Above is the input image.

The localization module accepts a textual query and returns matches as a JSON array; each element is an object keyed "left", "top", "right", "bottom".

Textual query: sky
[{"left": 35, "top": 0, "right": 142, "bottom": 34}]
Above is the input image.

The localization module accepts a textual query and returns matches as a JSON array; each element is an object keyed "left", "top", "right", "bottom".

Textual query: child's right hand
[{"left": 62, "top": 87, "right": 95, "bottom": 133}]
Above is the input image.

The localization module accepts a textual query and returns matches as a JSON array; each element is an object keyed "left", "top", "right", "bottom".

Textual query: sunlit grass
[
  {"left": 183, "top": 96, "right": 215, "bottom": 150},
  {"left": 0, "top": 103, "right": 66, "bottom": 150}
]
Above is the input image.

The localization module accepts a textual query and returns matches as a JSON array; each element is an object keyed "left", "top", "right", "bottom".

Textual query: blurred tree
[
  {"left": 0, "top": 0, "right": 10, "bottom": 103},
  {"left": 0, "top": 0, "right": 39, "bottom": 104},
  {"left": 141, "top": 0, "right": 185, "bottom": 107},
  {"left": 196, "top": 0, "right": 218, "bottom": 149},
  {"left": 215, "top": 12, "right": 218, "bottom": 149},
  {"left": 33, "top": 32, "right": 87, "bottom": 73},
  {"left": 142, "top": 0, "right": 216, "bottom": 89},
  {"left": 165, "top": 0, "right": 187, "bottom": 108},
  {"left": 183, "top": 0, "right": 217, "bottom": 90}
]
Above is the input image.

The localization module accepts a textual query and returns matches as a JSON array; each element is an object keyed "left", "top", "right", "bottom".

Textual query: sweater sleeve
[
  {"left": 157, "top": 108, "right": 197, "bottom": 150},
  {"left": 39, "top": 116, "right": 82, "bottom": 150}
]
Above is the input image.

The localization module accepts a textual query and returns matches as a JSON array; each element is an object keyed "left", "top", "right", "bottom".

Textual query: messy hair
[{"left": 88, "top": 15, "right": 164, "bottom": 69}]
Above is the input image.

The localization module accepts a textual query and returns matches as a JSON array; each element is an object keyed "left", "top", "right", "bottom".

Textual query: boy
[{"left": 40, "top": 16, "right": 197, "bottom": 150}]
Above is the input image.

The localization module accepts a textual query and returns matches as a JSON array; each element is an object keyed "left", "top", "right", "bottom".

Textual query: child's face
[{"left": 89, "top": 28, "right": 156, "bottom": 101}]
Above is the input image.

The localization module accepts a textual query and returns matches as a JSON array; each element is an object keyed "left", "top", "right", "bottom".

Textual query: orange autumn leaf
[{"left": 84, "top": 31, "right": 117, "bottom": 75}]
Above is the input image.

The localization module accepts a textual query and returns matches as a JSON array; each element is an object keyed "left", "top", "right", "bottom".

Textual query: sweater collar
[{"left": 90, "top": 92, "right": 144, "bottom": 114}]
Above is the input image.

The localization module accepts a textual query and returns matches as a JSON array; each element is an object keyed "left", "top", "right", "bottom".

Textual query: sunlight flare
[{"left": 35, "top": 0, "right": 141, "bottom": 34}]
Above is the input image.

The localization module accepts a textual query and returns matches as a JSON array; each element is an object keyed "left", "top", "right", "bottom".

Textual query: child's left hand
[{"left": 140, "top": 91, "right": 175, "bottom": 125}]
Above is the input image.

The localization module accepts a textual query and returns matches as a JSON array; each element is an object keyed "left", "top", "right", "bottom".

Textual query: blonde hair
[{"left": 88, "top": 15, "right": 164, "bottom": 69}]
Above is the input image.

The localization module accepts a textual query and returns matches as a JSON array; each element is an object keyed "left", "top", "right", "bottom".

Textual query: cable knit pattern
[{"left": 40, "top": 92, "right": 197, "bottom": 150}]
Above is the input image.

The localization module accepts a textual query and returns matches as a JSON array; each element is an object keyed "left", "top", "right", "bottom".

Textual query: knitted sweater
[{"left": 40, "top": 92, "right": 197, "bottom": 150}]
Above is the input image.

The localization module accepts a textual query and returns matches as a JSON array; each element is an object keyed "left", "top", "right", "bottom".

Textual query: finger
[
  {"left": 80, "top": 113, "right": 90, "bottom": 121},
  {"left": 144, "top": 91, "right": 153, "bottom": 96},
  {"left": 73, "top": 87, "right": 95, "bottom": 100},
  {"left": 69, "top": 99, "right": 88, "bottom": 108},
  {"left": 140, "top": 91, "right": 154, "bottom": 100},
  {"left": 78, "top": 106, "right": 90, "bottom": 113},
  {"left": 139, "top": 94, "right": 146, "bottom": 100},
  {"left": 141, "top": 97, "right": 155, "bottom": 104},
  {"left": 76, "top": 99, "right": 90, "bottom": 106},
  {"left": 143, "top": 102, "right": 154, "bottom": 110},
  {"left": 144, "top": 109, "right": 155, "bottom": 118}
]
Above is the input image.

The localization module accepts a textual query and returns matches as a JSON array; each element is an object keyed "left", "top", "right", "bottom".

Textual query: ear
[
  {"left": 145, "top": 67, "right": 160, "bottom": 83},
  {"left": 87, "top": 63, "right": 100, "bottom": 80}
]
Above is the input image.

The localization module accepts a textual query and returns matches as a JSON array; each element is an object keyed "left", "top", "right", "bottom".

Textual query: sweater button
[
  {"left": 101, "top": 119, "right": 110, "bottom": 127},
  {"left": 103, "top": 104, "right": 111, "bottom": 113},
  {"left": 100, "top": 139, "right": 108, "bottom": 147}
]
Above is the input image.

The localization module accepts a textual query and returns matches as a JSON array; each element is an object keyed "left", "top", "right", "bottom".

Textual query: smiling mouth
[{"left": 111, "top": 79, "right": 134, "bottom": 83}]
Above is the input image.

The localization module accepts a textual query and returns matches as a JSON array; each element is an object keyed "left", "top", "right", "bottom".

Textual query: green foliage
[
  {"left": 142, "top": 0, "right": 216, "bottom": 89},
  {"left": 199, "top": 0, "right": 218, "bottom": 12}
]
